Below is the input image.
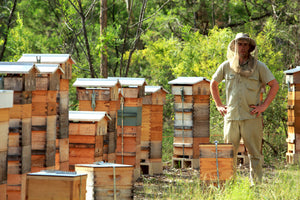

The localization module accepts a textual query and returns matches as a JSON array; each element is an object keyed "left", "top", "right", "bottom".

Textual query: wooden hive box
[
  {"left": 116, "top": 126, "right": 141, "bottom": 167},
  {"left": 140, "top": 86, "right": 168, "bottom": 175},
  {"left": 0, "top": 90, "right": 13, "bottom": 199},
  {"left": 169, "top": 77, "right": 211, "bottom": 166},
  {"left": 75, "top": 163, "right": 134, "bottom": 200},
  {"left": 0, "top": 62, "right": 40, "bottom": 200},
  {"left": 26, "top": 171, "right": 87, "bottom": 200},
  {"left": 69, "top": 111, "right": 111, "bottom": 170},
  {"left": 18, "top": 55, "right": 75, "bottom": 163},
  {"left": 112, "top": 77, "right": 146, "bottom": 179},
  {"left": 199, "top": 143, "right": 234, "bottom": 182},
  {"left": 73, "top": 78, "right": 121, "bottom": 162},
  {"left": 31, "top": 65, "right": 64, "bottom": 173},
  {"left": 284, "top": 67, "right": 300, "bottom": 163}
]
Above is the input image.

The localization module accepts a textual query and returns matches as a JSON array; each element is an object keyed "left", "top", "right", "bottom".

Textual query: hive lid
[
  {"left": 35, "top": 64, "right": 64, "bottom": 74},
  {"left": 69, "top": 111, "right": 111, "bottom": 122},
  {"left": 0, "top": 62, "right": 40, "bottom": 74},
  {"left": 145, "top": 85, "right": 169, "bottom": 94},
  {"left": 27, "top": 170, "right": 87, "bottom": 177},
  {"left": 76, "top": 162, "right": 133, "bottom": 168},
  {"left": 108, "top": 77, "right": 147, "bottom": 86},
  {"left": 73, "top": 78, "right": 120, "bottom": 88},
  {"left": 284, "top": 66, "right": 300, "bottom": 75},
  {"left": 168, "top": 77, "right": 209, "bottom": 85},
  {"left": 18, "top": 54, "right": 76, "bottom": 64}
]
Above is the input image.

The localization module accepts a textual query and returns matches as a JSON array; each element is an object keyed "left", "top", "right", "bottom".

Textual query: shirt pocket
[
  {"left": 225, "top": 74, "right": 236, "bottom": 96},
  {"left": 246, "top": 76, "right": 260, "bottom": 104},
  {"left": 246, "top": 76, "right": 259, "bottom": 91}
]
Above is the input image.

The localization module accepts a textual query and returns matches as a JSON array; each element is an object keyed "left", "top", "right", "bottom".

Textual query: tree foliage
[{"left": 0, "top": 0, "right": 299, "bottom": 162}]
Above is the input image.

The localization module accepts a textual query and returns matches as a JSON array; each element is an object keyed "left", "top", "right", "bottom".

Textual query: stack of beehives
[
  {"left": 0, "top": 62, "right": 38, "bottom": 199},
  {"left": 68, "top": 111, "right": 111, "bottom": 170},
  {"left": 168, "top": 77, "right": 210, "bottom": 169},
  {"left": 284, "top": 67, "right": 300, "bottom": 164},
  {"left": 111, "top": 77, "right": 146, "bottom": 179},
  {"left": 141, "top": 86, "right": 168, "bottom": 175},
  {"left": 28, "top": 64, "right": 64, "bottom": 173},
  {"left": 0, "top": 90, "right": 13, "bottom": 200},
  {"left": 73, "top": 78, "right": 121, "bottom": 162},
  {"left": 18, "top": 54, "right": 75, "bottom": 171}
]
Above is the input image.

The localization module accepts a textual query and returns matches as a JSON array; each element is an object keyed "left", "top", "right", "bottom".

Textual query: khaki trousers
[{"left": 224, "top": 117, "right": 263, "bottom": 184}]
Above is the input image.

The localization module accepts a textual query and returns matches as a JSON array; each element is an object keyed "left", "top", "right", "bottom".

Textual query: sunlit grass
[{"left": 135, "top": 164, "right": 300, "bottom": 200}]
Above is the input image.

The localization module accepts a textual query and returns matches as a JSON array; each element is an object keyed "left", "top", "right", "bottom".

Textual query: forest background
[{"left": 1, "top": 0, "right": 299, "bottom": 165}]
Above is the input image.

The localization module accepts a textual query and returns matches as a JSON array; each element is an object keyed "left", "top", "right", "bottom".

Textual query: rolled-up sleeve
[{"left": 212, "top": 61, "right": 227, "bottom": 83}]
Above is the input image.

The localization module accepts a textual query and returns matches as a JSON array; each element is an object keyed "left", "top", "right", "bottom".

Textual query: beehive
[
  {"left": 199, "top": 143, "right": 234, "bottom": 184},
  {"left": 30, "top": 64, "right": 64, "bottom": 173},
  {"left": 73, "top": 78, "right": 121, "bottom": 162},
  {"left": 69, "top": 111, "right": 111, "bottom": 170},
  {"left": 75, "top": 163, "right": 134, "bottom": 200},
  {"left": 0, "top": 90, "right": 13, "bottom": 199},
  {"left": 284, "top": 67, "right": 300, "bottom": 164},
  {"left": 26, "top": 171, "right": 87, "bottom": 200},
  {"left": 168, "top": 77, "right": 210, "bottom": 169},
  {"left": 141, "top": 86, "right": 168, "bottom": 175},
  {"left": 18, "top": 54, "right": 75, "bottom": 170},
  {"left": 110, "top": 77, "right": 146, "bottom": 179},
  {"left": 0, "top": 62, "right": 39, "bottom": 200}
]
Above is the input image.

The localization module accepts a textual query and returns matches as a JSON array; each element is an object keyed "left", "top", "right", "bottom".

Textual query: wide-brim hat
[{"left": 229, "top": 33, "right": 256, "bottom": 52}]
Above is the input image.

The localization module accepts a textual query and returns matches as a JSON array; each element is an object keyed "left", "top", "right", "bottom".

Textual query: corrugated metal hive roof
[
  {"left": 18, "top": 54, "right": 76, "bottom": 64},
  {"left": 108, "top": 77, "right": 146, "bottom": 86},
  {"left": 76, "top": 163, "right": 133, "bottom": 168},
  {"left": 284, "top": 66, "right": 300, "bottom": 74},
  {"left": 73, "top": 78, "right": 120, "bottom": 88},
  {"left": 145, "top": 86, "right": 169, "bottom": 94},
  {"left": 35, "top": 64, "right": 64, "bottom": 74},
  {"left": 168, "top": 77, "right": 209, "bottom": 85},
  {"left": 0, "top": 62, "right": 39, "bottom": 74},
  {"left": 69, "top": 111, "right": 111, "bottom": 122}
]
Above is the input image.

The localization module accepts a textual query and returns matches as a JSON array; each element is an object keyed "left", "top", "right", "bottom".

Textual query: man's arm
[
  {"left": 210, "top": 79, "right": 227, "bottom": 116},
  {"left": 250, "top": 79, "right": 279, "bottom": 117}
]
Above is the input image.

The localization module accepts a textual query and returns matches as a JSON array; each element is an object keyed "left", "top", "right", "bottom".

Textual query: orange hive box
[
  {"left": 26, "top": 171, "right": 87, "bottom": 200},
  {"left": 168, "top": 77, "right": 211, "bottom": 169},
  {"left": 73, "top": 78, "right": 121, "bottom": 162},
  {"left": 75, "top": 163, "right": 134, "bottom": 200},
  {"left": 69, "top": 111, "right": 111, "bottom": 171},
  {"left": 284, "top": 67, "right": 300, "bottom": 164},
  {"left": 199, "top": 143, "right": 234, "bottom": 183},
  {"left": 0, "top": 90, "right": 13, "bottom": 200}
]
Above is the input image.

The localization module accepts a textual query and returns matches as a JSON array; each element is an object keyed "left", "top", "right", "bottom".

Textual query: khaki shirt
[{"left": 212, "top": 60, "right": 275, "bottom": 120}]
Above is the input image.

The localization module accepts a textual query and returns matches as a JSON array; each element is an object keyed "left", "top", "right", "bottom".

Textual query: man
[{"left": 210, "top": 33, "right": 279, "bottom": 185}]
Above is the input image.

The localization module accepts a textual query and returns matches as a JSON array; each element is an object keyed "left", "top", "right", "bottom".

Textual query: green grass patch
[{"left": 135, "top": 164, "right": 300, "bottom": 199}]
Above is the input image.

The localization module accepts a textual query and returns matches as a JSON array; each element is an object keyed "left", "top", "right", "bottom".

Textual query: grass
[
  {"left": 157, "top": 110, "right": 299, "bottom": 200},
  {"left": 134, "top": 163, "right": 300, "bottom": 200}
]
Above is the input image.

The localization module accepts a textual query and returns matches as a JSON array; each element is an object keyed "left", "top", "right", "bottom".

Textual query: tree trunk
[
  {"left": 70, "top": 0, "right": 96, "bottom": 78},
  {"left": 100, "top": 0, "right": 108, "bottom": 78},
  {"left": 0, "top": 0, "right": 17, "bottom": 61},
  {"left": 119, "top": 0, "right": 133, "bottom": 77},
  {"left": 125, "top": 0, "right": 148, "bottom": 77}
]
